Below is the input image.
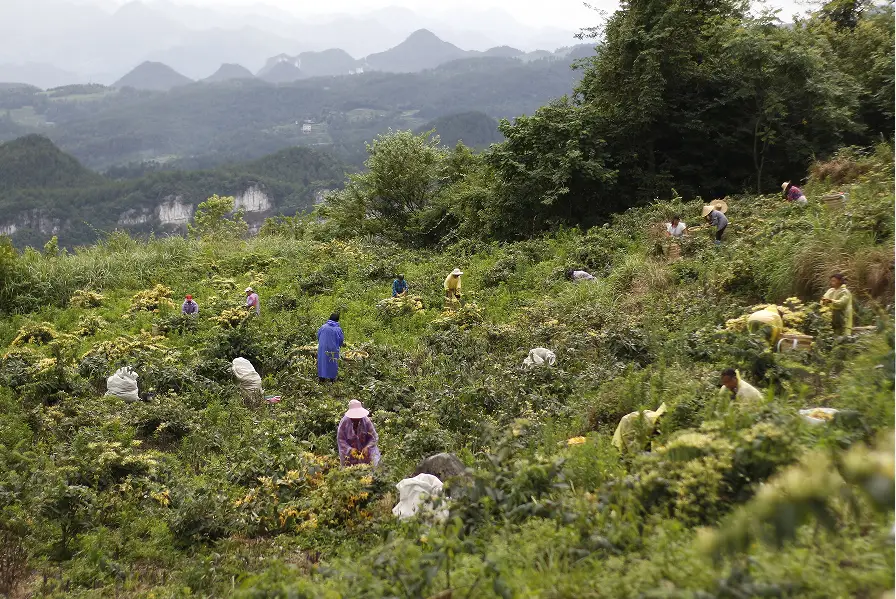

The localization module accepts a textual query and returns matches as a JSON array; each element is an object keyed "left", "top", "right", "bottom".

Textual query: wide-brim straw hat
[
  {"left": 245, "top": 287, "right": 254, "bottom": 293},
  {"left": 781, "top": 181, "right": 791, "bottom": 191},
  {"left": 451, "top": 268, "right": 463, "bottom": 276},
  {"left": 345, "top": 399, "right": 369, "bottom": 419},
  {"left": 701, "top": 199, "right": 728, "bottom": 217}
]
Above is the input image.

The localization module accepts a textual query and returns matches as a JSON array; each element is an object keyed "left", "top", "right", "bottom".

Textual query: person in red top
[
  {"left": 245, "top": 287, "right": 260, "bottom": 315},
  {"left": 782, "top": 181, "right": 808, "bottom": 205}
]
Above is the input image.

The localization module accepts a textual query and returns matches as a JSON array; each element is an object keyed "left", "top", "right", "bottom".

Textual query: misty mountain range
[
  {"left": 105, "top": 29, "right": 591, "bottom": 92},
  {"left": 0, "top": 0, "right": 583, "bottom": 88}
]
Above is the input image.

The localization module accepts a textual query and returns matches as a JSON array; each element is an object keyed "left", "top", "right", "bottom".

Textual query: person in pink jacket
[{"left": 337, "top": 400, "right": 380, "bottom": 467}]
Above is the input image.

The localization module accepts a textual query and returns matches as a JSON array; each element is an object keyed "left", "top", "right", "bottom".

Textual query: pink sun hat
[{"left": 345, "top": 399, "right": 369, "bottom": 419}]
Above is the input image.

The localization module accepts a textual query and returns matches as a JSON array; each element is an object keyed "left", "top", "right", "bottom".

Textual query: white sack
[
  {"left": 392, "top": 474, "right": 447, "bottom": 521},
  {"left": 106, "top": 367, "right": 140, "bottom": 402},
  {"left": 523, "top": 347, "right": 557, "bottom": 369},
  {"left": 232, "top": 357, "right": 263, "bottom": 393}
]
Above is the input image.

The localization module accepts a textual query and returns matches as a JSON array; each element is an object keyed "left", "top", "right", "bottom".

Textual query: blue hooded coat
[{"left": 317, "top": 320, "right": 344, "bottom": 380}]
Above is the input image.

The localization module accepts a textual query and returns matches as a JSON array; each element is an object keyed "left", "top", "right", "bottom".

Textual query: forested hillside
[
  {"left": 0, "top": 54, "right": 583, "bottom": 169},
  {"left": 0, "top": 139, "right": 348, "bottom": 247},
  {"left": 0, "top": 135, "right": 104, "bottom": 192},
  {"left": 0, "top": 0, "right": 892, "bottom": 597}
]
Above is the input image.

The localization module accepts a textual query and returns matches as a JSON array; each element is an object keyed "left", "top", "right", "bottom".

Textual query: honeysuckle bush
[{"left": 0, "top": 157, "right": 892, "bottom": 597}]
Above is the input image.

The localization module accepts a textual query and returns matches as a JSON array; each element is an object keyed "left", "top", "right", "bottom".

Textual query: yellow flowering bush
[
  {"left": 233, "top": 453, "right": 377, "bottom": 535},
  {"left": 82, "top": 332, "right": 175, "bottom": 366},
  {"left": 128, "top": 284, "right": 176, "bottom": 313},
  {"left": 213, "top": 307, "right": 252, "bottom": 329},
  {"left": 74, "top": 314, "right": 107, "bottom": 337},
  {"left": 431, "top": 302, "right": 484, "bottom": 330},
  {"left": 12, "top": 322, "right": 59, "bottom": 346},
  {"left": 69, "top": 289, "right": 105, "bottom": 308},
  {"left": 376, "top": 295, "right": 425, "bottom": 318}
]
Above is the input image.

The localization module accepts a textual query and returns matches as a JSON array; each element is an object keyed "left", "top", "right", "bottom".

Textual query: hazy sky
[{"left": 110, "top": 0, "right": 817, "bottom": 30}]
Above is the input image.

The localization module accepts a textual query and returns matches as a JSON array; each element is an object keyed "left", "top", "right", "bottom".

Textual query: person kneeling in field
[
  {"left": 337, "top": 400, "right": 381, "bottom": 467},
  {"left": 612, "top": 403, "right": 667, "bottom": 454},
  {"left": 719, "top": 368, "right": 763, "bottom": 404},
  {"left": 392, "top": 274, "right": 409, "bottom": 297},
  {"left": 665, "top": 215, "right": 687, "bottom": 238}
]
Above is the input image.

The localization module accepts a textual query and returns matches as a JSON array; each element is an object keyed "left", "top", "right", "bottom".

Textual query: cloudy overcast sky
[{"left": 119, "top": 0, "right": 818, "bottom": 30}]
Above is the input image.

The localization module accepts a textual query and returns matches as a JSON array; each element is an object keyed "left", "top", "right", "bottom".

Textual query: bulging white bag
[
  {"left": 392, "top": 474, "right": 447, "bottom": 521},
  {"left": 106, "top": 367, "right": 140, "bottom": 402},
  {"left": 523, "top": 347, "right": 556, "bottom": 369},
  {"left": 232, "top": 357, "right": 263, "bottom": 394}
]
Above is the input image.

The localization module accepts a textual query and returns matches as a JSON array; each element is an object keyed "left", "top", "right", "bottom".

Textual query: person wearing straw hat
[
  {"left": 821, "top": 273, "right": 853, "bottom": 335},
  {"left": 245, "top": 287, "right": 260, "bottom": 315},
  {"left": 701, "top": 200, "right": 728, "bottom": 245},
  {"left": 181, "top": 294, "right": 199, "bottom": 315},
  {"left": 782, "top": 181, "right": 808, "bottom": 205},
  {"left": 444, "top": 268, "right": 463, "bottom": 303},
  {"left": 337, "top": 400, "right": 381, "bottom": 467}
]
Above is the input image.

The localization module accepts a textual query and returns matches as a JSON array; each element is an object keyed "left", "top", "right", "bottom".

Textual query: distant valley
[{"left": 0, "top": 31, "right": 590, "bottom": 171}]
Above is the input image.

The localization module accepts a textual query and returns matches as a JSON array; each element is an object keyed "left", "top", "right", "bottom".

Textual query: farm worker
[
  {"left": 392, "top": 274, "right": 409, "bottom": 297},
  {"left": 821, "top": 273, "right": 853, "bottom": 335},
  {"left": 317, "top": 312, "right": 345, "bottom": 383},
  {"left": 782, "top": 181, "right": 808, "bottom": 205},
  {"left": 747, "top": 305, "right": 784, "bottom": 346},
  {"left": 701, "top": 201, "right": 728, "bottom": 245},
  {"left": 612, "top": 402, "right": 667, "bottom": 453},
  {"left": 719, "top": 368, "right": 763, "bottom": 404},
  {"left": 665, "top": 215, "right": 687, "bottom": 238},
  {"left": 181, "top": 294, "right": 199, "bottom": 315},
  {"left": 444, "top": 268, "right": 463, "bottom": 302},
  {"left": 568, "top": 269, "right": 596, "bottom": 281},
  {"left": 245, "top": 287, "right": 260, "bottom": 315},
  {"left": 337, "top": 399, "right": 381, "bottom": 467}
]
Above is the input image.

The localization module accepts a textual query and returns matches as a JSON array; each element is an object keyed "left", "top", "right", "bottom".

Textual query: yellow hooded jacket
[
  {"left": 612, "top": 403, "right": 668, "bottom": 453},
  {"left": 747, "top": 306, "right": 784, "bottom": 345}
]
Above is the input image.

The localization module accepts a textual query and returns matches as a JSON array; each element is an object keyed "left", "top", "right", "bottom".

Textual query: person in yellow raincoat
[
  {"left": 444, "top": 268, "right": 463, "bottom": 303},
  {"left": 821, "top": 273, "right": 853, "bottom": 335},
  {"left": 612, "top": 403, "right": 667, "bottom": 454},
  {"left": 747, "top": 305, "right": 784, "bottom": 346},
  {"left": 718, "top": 368, "right": 763, "bottom": 405}
]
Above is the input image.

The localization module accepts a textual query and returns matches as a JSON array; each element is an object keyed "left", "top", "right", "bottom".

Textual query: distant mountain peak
[
  {"left": 365, "top": 29, "right": 467, "bottom": 73},
  {"left": 204, "top": 63, "right": 255, "bottom": 83},
  {"left": 114, "top": 61, "right": 193, "bottom": 91},
  {"left": 406, "top": 28, "right": 441, "bottom": 41}
]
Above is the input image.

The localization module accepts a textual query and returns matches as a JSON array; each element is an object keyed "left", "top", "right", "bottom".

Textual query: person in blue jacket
[
  {"left": 317, "top": 313, "right": 345, "bottom": 383},
  {"left": 392, "top": 274, "right": 409, "bottom": 297}
]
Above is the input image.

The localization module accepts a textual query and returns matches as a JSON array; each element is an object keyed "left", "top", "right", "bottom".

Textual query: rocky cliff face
[
  {"left": 234, "top": 186, "right": 272, "bottom": 213},
  {"left": 157, "top": 196, "right": 194, "bottom": 226},
  {"left": 2, "top": 184, "right": 315, "bottom": 245},
  {"left": 0, "top": 210, "right": 65, "bottom": 236}
]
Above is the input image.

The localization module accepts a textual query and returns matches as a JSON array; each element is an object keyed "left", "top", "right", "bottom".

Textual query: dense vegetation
[
  {"left": 0, "top": 145, "right": 892, "bottom": 597},
  {"left": 0, "top": 0, "right": 892, "bottom": 596},
  {"left": 0, "top": 135, "right": 104, "bottom": 192},
  {"left": 0, "top": 140, "right": 348, "bottom": 248},
  {"left": 416, "top": 112, "right": 503, "bottom": 149}
]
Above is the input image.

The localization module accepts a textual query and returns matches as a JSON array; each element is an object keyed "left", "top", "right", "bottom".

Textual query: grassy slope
[{"left": 0, "top": 153, "right": 893, "bottom": 597}]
